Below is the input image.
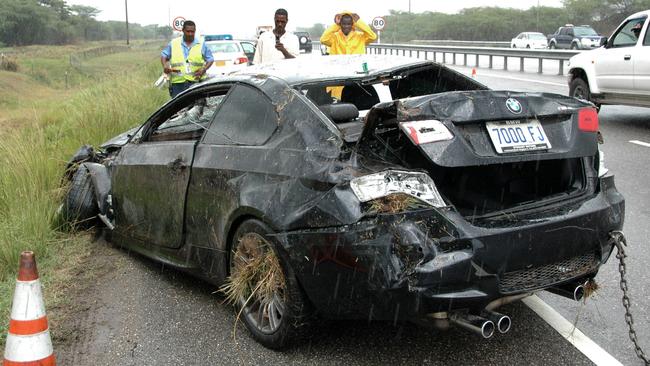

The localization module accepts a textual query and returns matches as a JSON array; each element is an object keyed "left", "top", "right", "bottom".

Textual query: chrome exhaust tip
[
  {"left": 450, "top": 313, "right": 495, "bottom": 339},
  {"left": 547, "top": 281, "right": 586, "bottom": 301},
  {"left": 483, "top": 310, "right": 511, "bottom": 334}
]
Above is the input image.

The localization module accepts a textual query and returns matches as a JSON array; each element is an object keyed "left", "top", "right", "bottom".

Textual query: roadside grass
[{"left": 0, "top": 46, "right": 168, "bottom": 345}]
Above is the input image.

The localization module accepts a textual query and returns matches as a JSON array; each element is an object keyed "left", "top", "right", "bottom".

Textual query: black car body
[
  {"left": 64, "top": 55, "right": 624, "bottom": 348},
  {"left": 295, "top": 31, "right": 312, "bottom": 53}
]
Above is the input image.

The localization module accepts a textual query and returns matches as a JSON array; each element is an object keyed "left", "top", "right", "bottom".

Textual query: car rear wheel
[
  {"left": 526, "top": 44, "right": 530, "bottom": 48},
  {"left": 549, "top": 43, "right": 556, "bottom": 49},
  {"left": 227, "top": 219, "right": 311, "bottom": 349},
  {"left": 62, "top": 164, "right": 97, "bottom": 227}
]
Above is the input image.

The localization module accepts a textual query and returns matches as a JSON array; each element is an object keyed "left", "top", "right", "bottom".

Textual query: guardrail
[
  {"left": 409, "top": 40, "right": 511, "bottom": 48},
  {"left": 366, "top": 43, "right": 580, "bottom": 75}
]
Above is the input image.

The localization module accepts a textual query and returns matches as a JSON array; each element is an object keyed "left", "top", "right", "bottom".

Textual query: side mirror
[{"left": 602, "top": 36, "right": 609, "bottom": 48}]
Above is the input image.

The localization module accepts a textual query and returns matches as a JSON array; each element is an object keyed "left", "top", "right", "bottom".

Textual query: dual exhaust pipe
[
  {"left": 442, "top": 280, "right": 589, "bottom": 339},
  {"left": 449, "top": 310, "right": 511, "bottom": 339}
]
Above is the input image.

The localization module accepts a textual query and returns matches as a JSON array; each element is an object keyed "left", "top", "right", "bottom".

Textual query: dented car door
[{"left": 112, "top": 90, "right": 225, "bottom": 249}]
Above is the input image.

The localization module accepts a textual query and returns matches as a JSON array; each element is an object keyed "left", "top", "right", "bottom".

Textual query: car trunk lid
[{"left": 356, "top": 90, "right": 599, "bottom": 217}]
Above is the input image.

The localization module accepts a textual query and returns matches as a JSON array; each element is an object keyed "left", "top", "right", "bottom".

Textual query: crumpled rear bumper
[{"left": 274, "top": 174, "right": 624, "bottom": 320}]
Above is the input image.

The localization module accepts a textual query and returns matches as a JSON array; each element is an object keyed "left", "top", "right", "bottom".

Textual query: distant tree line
[
  {"left": 0, "top": 0, "right": 172, "bottom": 46},
  {"left": 299, "top": 0, "right": 650, "bottom": 42}
]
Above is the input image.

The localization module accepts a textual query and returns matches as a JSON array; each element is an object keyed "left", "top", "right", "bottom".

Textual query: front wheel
[
  {"left": 570, "top": 43, "right": 579, "bottom": 50},
  {"left": 62, "top": 164, "right": 98, "bottom": 227},
  {"left": 549, "top": 43, "right": 556, "bottom": 49},
  {"left": 569, "top": 77, "right": 591, "bottom": 102},
  {"left": 224, "top": 219, "right": 311, "bottom": 349}
]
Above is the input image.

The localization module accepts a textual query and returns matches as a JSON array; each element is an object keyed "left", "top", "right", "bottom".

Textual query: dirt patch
[{"left": 46, "top": 232, "right": 127, "bottom": 350}]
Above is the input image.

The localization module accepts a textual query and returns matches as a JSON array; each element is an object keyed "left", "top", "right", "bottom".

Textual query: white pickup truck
[{"left": 568, "top": 10, "right": 650, "bottom": 109}]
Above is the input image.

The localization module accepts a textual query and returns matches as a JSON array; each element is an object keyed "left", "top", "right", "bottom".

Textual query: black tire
[
  {"left": 229, "top": 219, "right": 311, "bottom": 349},
  {"left": 569, "top": 77, "right": 591, "bottom": 101},
  {"left": 549, "top": 42, "right": 556, "bottom": 49},
  {"left": 63, "top": 165, "right": 98, "bottom": 227},
  {"left": 526, "top": 44, "right": 530, "bottom": 48},
  {"left": 511, "top": 44, "right": 516, "bottom": 48},
  {"left": 570, "top": 43, "right": 578, "bottom": 50}
]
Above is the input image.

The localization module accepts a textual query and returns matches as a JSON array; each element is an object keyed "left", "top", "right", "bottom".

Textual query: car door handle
[{"left": 624, "top": 54, "right": 631, "bottom": 60}]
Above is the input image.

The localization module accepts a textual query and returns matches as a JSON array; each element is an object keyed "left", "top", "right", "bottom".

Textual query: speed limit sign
[
  {"left": 172, "top": 16, "right": 186, "bottom": 32},
  {"left": 372, "top": 16, "right": 386, "bottom": 31}
]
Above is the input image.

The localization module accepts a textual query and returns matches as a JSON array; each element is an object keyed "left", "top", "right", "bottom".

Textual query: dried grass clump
[
  {"left": 221, "top": 233, "right": 286, "bottom": 308},
  {"left": 0, "top": 55, "right": 19, "bottom": 72},
  {"left": 369, "top": 193, "right": 421, "bottom": 213},
  {"left": 583, "top": 278, "right": 600, "bottom": 300}
]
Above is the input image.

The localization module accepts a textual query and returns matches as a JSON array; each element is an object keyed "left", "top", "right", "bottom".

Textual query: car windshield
[
  {"left": 206, "top": 42, "right": 240, "bottom": 53},
  {"left": 529, "top": 33, "right": 546, "bottom": 40},
  {"left": 574, "top": 27, "right": 598, "bottom": 36}
]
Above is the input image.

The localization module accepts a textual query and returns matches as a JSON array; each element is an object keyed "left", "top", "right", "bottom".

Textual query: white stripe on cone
[
  {"left": 3, "top": 331, "right": 54, "bottom": 362},
  {"left": 10, "top": 280, "right": 46, "bottom": 321}
]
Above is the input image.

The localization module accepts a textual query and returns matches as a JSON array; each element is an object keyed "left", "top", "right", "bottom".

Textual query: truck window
[{"left": 611, "top": 18, "right": 645, "bottom": 48}]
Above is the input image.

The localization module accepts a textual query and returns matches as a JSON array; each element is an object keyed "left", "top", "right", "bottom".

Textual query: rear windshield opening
[
  {"left": 359, "top": 121, "right": 587, "bottom": 217},
  {"left": 429, "top": 158, "right": 586, "bottom": 217}
]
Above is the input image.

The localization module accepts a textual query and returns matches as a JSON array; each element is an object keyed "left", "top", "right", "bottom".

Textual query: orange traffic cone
[
  {"left": 471, "top": 68, "right": 477, "bottom": 78},
  {"left": 3, "top": 251, "right": 55, "bottom": 366}
]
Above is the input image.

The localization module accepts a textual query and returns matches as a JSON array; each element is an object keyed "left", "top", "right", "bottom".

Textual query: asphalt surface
[
  {"left": 57, "top": 54, "right": 650, "bottom": 365},
  {"left": 58, "top": 242, "right": 592, "bottom": 366}
]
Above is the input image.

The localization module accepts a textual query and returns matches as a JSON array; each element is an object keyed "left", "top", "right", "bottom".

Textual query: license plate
[
  {"left": 486, "top": 120, "right": 552, "bottom": 154},
  {"left": 215, "top": 60, "right": 226, "bottom": 66}
]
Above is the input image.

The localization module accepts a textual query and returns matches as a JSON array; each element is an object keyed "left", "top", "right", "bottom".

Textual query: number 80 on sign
[{"left": 372, "top": 17, "right": 386, "bottom": 31}]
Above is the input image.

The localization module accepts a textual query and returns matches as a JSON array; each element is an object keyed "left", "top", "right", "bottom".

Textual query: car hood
[
  {"left": 358, "top": 90, "right": 597, "bottom": 167},
  {"left": 100, "top": 126, "right": 140, "bottom": 150}
]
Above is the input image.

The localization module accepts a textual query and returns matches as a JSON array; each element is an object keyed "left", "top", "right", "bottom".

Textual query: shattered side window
[
  {"left": 203, "top": 84, "right": 277, "bottom": 146},
  {"left": 150, "top": 94, "right": 226, "bottom": 141}
]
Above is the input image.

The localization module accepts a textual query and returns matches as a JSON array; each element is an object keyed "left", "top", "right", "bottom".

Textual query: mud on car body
[{"left": 62, "top": 54, "right": 624, "bottom": 348}]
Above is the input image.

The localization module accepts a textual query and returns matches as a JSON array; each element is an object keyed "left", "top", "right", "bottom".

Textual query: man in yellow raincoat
[
  {"left": 320, "top": 12, "right": 377, "bottom": 55},
  {"left": 320, "top": 12, "right": 377, "bottom": 99}
]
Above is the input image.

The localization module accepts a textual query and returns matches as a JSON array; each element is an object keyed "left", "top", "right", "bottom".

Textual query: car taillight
[
  {"left": 234, "top": 57, "right": 248, "bottom": 65},
  {"left": 578, "top": 108, "right": 598, "bottom": 132}
]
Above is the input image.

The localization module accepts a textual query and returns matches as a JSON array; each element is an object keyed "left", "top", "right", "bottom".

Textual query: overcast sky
[{"left": 66, "top": 0, "right": 563, "bottom": 38}]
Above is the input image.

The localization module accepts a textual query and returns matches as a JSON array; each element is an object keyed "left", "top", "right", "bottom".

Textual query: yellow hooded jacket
[{"left": 320, "top": 14, "right": 377, "bottom": 55}]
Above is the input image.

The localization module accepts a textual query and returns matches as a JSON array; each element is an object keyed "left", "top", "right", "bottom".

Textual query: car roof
[
  {"left": 231, "top": 54, "right": 429, "bottom": 85},
  {"left": 626, "top": 10, "right": 650, "bottom": 20},
  {"left": 205, "top": 40, "right": 241, "bottom": 44}
]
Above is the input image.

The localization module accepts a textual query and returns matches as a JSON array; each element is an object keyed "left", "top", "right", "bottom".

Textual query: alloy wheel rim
[{"left": 232, "top": 232, "right": 287, "bottom": 335}]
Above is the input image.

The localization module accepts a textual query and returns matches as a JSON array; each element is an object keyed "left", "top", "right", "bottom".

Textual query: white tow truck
[{"left": 568, "top": 10, "right": 650, "bottom": 109}]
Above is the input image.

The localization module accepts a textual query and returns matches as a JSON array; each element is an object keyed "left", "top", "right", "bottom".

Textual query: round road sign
[
  {"left": 172, "top": 16, "right": 186, "bottom": 32},
  {"left": 372, "top": 16, "right": 386, "bottom": 31}
]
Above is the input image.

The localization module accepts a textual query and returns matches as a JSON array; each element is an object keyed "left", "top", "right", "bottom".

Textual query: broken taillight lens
[
  {"left": 578, "top": 108, "right": 598, "bottom": 132},
  {"left": 350, "top": 170, "right": 446, "bottom": 208}
]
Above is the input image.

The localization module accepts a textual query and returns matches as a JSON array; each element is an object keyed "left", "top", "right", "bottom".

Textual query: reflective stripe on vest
[{"left": 169, "top": 37, "right": 205, "bottom": 84}]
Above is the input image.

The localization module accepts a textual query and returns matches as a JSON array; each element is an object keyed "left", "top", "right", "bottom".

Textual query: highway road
[{"left": 56, "top": 53, "right": 650, "bottom": 366}]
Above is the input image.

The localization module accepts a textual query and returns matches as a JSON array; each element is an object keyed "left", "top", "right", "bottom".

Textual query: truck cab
[{"left": 568, "top": 11, "right": 650, "bottom": 108}]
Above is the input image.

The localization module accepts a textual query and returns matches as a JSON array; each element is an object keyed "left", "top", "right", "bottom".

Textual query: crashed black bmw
[{"left": 63, "top": 55, "right": 624, "bottom": 348}]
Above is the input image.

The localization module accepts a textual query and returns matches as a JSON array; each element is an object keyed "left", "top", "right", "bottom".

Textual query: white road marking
[
  {"left": 629, "top": 140, "right": 650, "bottom": 148},
  {"left": 523, "top": 295, "right": 623, "bottom": 366}
]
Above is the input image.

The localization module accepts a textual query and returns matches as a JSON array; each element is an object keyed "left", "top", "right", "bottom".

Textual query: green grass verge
[{"left": 0, "top": 49, "right": 168, "bottom": 345}]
